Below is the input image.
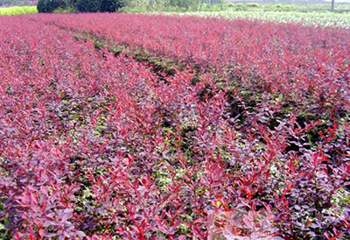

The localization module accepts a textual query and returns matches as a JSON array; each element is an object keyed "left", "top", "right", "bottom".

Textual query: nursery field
[{"left": 0, "top": 13, "right": 350, "bottom": 239}]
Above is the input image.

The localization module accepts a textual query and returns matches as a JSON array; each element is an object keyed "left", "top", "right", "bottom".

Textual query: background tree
[
  {"left": 76, "top": 0, "right": 101, "bottom": 12},
  {"left": 100, "top": 0, "right": 125, "bottom": 12},
  {"left": 169, "top": 0, "right": 197, "bottom": 10},
  {"left": 69, "top": 0, "right": 78, "bottom": 8},
  {"left": 37, "top": 0, "right": 67, "bottom": 13}
]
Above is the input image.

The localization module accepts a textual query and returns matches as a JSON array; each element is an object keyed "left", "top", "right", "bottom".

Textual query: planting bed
[{"left": 0, "top": 13, "right": 350, "bottom": 239}]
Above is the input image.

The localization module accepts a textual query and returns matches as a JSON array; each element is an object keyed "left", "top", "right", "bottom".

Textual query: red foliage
[
  {"left": 27, "top": 13, "right": 350, "bottom": 115},
  {"left": 0, "top": 14, "right": 349, "bottom": 239}
]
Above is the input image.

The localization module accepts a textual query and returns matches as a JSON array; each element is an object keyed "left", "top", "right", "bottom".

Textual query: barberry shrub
[{"left": 0, "top": 13, "right": 349, "bottom": 239}]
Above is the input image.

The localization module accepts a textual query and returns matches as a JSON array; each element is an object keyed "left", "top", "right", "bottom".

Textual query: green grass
[{"left": 0, "top": 6, "right": 37, "bottom": 15}]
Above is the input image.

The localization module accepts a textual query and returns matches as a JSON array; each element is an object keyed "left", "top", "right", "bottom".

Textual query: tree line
[
  {"left": 37, "top": 0, "right": 227, "bottom": 13},
  {"left": 37, "top": 0, "right": 125, "bottom": 13}
]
